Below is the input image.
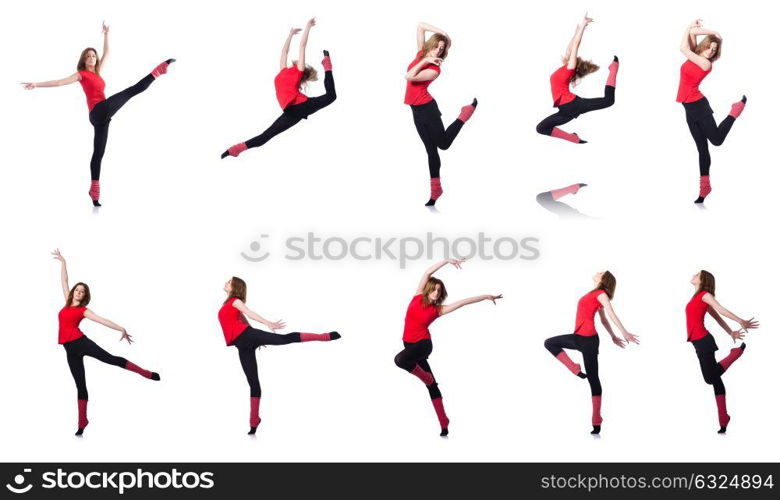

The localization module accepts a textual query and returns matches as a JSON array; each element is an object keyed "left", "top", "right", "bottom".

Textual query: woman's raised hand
[
  {"left": 447, "top": 259, "right": 465, "bottom": 269},
  {"left": 102, "top": 21, "right": 110, "bottom": 35},
  {"left": 689, "top": 19, "right": 703, "bottom": 29},
  {"left": 739, "top": 317, "right": 759, "bottom": 331},
  {"left": 582, "top": 12, "right": 594, "bottom": 27},
  {"left": 306, "top": 17, "right": 316, "bottom": 28},
  {"left": 21, "top": 82, "right": 36, "bottom": 90},
  {"left": 487, "top": 294, "right": 503, "bottom": 305},
  {"left": 120, "top": 329, "right": 134, "bottom": 344},
  {"left": 289, "top": 27, "right": 302, "bottom": 36},
  {"left": 52, "top": 249, "right": 65, "bottom": 262}
]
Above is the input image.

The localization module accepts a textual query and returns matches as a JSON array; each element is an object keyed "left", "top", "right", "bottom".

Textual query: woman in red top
[
  {"left": 536, "top": 14, "right": 619, "bottom": 144},
  {"left": 544, "top": 271, "right": 638, "bottom": 435},
  {"left": 52, "top": 250, "right": 159, "bottom": 436},
  {"left": 222, "top": 18, "right": 336, "bottom": 159},
  {"left": 685, "top": 270, "right": 759, "bottom": 433},
  {"left": 22, "top": 23, "right": 174, "bottom": 206},
  {"left": 218, "top": 277, "right": 341, "bottom": 435},
  {"left": 394, "top": 259, "right": 502, "bottom": 436},
  {"left": 678, "top": 20, "right": 747, "bottom": 203},
  {"left": 405, "top": 22, "right": 478, "bottom": 206}
]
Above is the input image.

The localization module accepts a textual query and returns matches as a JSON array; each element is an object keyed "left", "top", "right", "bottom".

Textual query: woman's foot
[
  {"left": 152, "top": 59, "right": 176, "bottom": 79},
  {"left": 222, "top": 142, "right": 248, "bottom": 159},
  {"left": 458, "top": 98, "right": 478, "bottom": 122},
  {"left": 89, "top": 180, "right": 101, "bottom": 206},
  {"left": 729, "top": 95, "right": 747, "bottom": 119},
  {"left": 152, "top": 372, "right": 161, "bottom": 381},
  {"left": 75, "top": 426, "right": 87, "bottom": 437},
  {"left": 248, "top": 426, "right": 258, "bottom": 435},
  {"left": 591, "top": 425, "right": 601, "bottom": 435},
  {"left": 440, "top": 427, "right": 449, "bottom": 437},
  {"left": 322, "top": 50, "right": 332, "bottom": 71},
  {"left": 695, "top": 175, "right": 711, "bottom": 204},
  {"left": 718, "top": 415, "right": 731, "bottom": 434},
  {"left": 328, "top": 331, "right": 341, "bottom": 340},
  {"left": 426, "top": 178, "right": 443, "bottom": 206}
]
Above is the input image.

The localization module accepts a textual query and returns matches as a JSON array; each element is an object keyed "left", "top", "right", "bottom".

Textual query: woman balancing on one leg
[
  {"left": 544, "top": 271, "right": 639, "bottom": 435},
  {"left": 22, "top": 22, "right": 174, "bottom": 206},
  {"left": 678, "top": 20, "right": 746, "bottom": 203},
  {"left": 222, "top": 18, "right": 336, "bottom": 159},
  {"left": 52, "top": 250, "right": 159, "bottom": 436},
  {"left": 405, "top": 22, "right": 478, "bottom": 206},
  {"left": 394, "top": 259, "right": 502, "bottom": 436},
  {"left": 536, "top": 13, "right": 619, "bottom": 144},
  {"left": 218, "top": 277, "right": 341, "bottom": 435},
  {"left": 686, "top": 270, "right": 759, "bottom": 433}
]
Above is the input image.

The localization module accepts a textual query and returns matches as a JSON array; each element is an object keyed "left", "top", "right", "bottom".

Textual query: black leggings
[
  {"left": 544, "top": 334, "right": 602, "bottom": 396},
  {"left": 683, "top": 98, "right": 736, "bottom": 176},
  {"left": 63, "top": 336, "right": 128, "bottom": 400},
  {"left": 410, "top": 100, "right": 465, "bottom": 179},
  {"left": 536, "top": 87, "right": 615, "bottom": 136},
  {"left": 88, "top": 73, "right": 155, "bottom": 181},
  {"left": 393, "top": 339, "right": 442, "bottom": 399},
  {"left": 245, "top": 71, "right": 336, "bottom": 150},
  {"left": 693, "top": 334, "right": 726, "bottom": 395},
  {"left": 232, "top": 327, "right": 304, "bottom": 397}
]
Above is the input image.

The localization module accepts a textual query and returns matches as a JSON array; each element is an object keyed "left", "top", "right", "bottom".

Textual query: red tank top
[
  {"left": 274, "top": 67, "right": 309, "bottom": 109},
  {"left": 218, "top": 297, "right": 250, "bottom": 345},
  {"left": 58, "top": 305, "right": 87, "bottom": 344},
  {"left": 574, "top": 289, "right": 605, "bottom": 337},
  {"left": 402, "top": 294, "right": 440, "bottom": 343},
  {"left": 676, "top": 60, "right": 711, "bottom": 103},
  {"left": 404, "top": 51, "right": 441, "bottom": 106},
  {"left": 78, "top": 70, "right": 106, "bottom": 112},
  {"left": 686, "top": 290, "right": 710, "bottom": 341},
  {"left": 550, "top": 65, "right": 576, "bottom": 106}
]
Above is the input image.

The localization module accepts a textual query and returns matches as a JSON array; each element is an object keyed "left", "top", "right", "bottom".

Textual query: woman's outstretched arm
[
  {"left": 597, "top": 294, "right": 639, "bottom": 348},
  {"left": 98, "top": 22, "right": 110, "bottom": 71},
  {"left": 21, "top": 72, "right": 80, "bottom": 89},
  {"left": 83, "top": 309, "right": 133, "bottom": 343},
  {"left": 416, "top": 259, "right": 464, "bottom": 294},
  {"left": 296, "top": 17, "right": 316, "bottom": 71},
  {"left": 565, "top": 13, "right": 593, "bottom": 69},
  {"left": 232, "top": 299, "right": 286, "bottom": 331},
  {"left": 702, "top": 293, "right": 759, "bottom": 333},
  {"left": 440, "top": 294, "right": 502, "bottom": 316},
  {"left": 281, "top": 27, "right": 301, "bottom": 70},
  {"left": 51, "top": 249, "right": 70, "bottom": 301}
]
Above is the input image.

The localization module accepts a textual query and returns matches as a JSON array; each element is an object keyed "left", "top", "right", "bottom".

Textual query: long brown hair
[
  {"left": 695, "top": 270, "right": 716, "bottom": 297},
  {"left": 66, "top": 282, "right": 91, "bottom": 307},
  {"left": 695, "top": 35, "right": 722, "bottom": 62},
  {"left": 593, "top": 271, "right": 616, "bottom": 299},
  {"left": 422, "top": 33, "right": 450, "bottom": 61},
  {"left": 421, "top": 277, "right": 448, "bottom": 309},
  {"left": 292, "top": 61, "right": 318, "bottom": 88},
  {"left": 225, "top": 276, "right": 247, "bottom": 303},
  {"left": 77, "top": 47, "right": 101, "bottom": 74},
  {"left": 567, "top": 57, "right": 600, "bottom": 86}
]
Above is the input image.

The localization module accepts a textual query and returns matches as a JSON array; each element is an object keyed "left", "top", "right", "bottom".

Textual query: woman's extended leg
[
  {"left": 221, "top": 114, "right": 302, "bottom": 159},
  {"left": 236, "top": 346, "right": 263, "bottom": 434},
  {"left": 65, "top": 348, "right": 89, "bottom": 435},
  {"left": 697, "top": 351, "right": 730, "bottom": 432},
  {"left": 394, "top": 340, "right": 449, "bottom": 436},
  {"left": 81, "top": 336, "right": 160, "bottom": 380},
  {"left": 582, "top": 350, "right": 603, "bottom": 434}
]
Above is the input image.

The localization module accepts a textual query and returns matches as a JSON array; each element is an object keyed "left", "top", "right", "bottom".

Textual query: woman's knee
[{"left": 536, "top": 122, "right": 553, "bottom": 135}]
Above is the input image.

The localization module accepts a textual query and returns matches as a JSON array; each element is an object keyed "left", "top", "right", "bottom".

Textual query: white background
[{"left": 0, "top": 0, "right": 777, "bottom": 462}]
